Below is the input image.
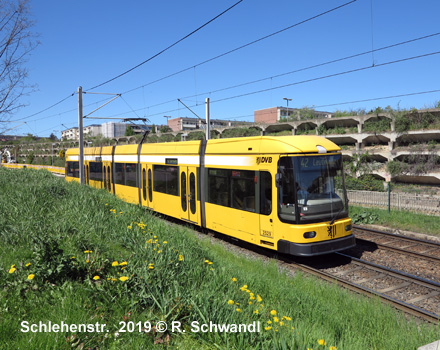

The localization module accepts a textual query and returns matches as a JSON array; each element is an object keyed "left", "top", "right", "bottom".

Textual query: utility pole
[
  {"left": 78, "top": 86, "right": 85, "bottom": 184},
  {"left": 283, "top": 97, "right": 292, "bottom": 120},
  {"left": 205, "top": 98, "right": 210, "bottom": 140}
]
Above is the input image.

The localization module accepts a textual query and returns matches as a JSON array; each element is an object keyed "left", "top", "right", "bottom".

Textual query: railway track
[
  {"left": 177, "top": 219, "right": 440, "bottom": 323},
  {"left": 286, "top": 252, "right": 440, "bottom": 324},
  {"left": 353, "top": 225, "right": 440, "bottom": 264}
]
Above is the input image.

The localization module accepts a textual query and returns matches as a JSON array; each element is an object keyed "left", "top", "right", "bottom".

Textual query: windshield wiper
[{"left": 329, "top": 204, "right": 345, "bottom": 225}]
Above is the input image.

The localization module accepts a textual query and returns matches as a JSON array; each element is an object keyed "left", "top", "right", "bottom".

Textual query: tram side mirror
[{"left": 275, "top": 173, "right": 283, "bottom": 188}]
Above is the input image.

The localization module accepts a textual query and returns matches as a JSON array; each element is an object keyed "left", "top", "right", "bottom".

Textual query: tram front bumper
[{"left": 277, "top": 234, "right": 356, "bottom": 257}]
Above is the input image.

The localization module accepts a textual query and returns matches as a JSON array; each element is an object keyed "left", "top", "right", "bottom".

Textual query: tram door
[
  {"left": 180, "top": 166, "right": 197, "bottom": 223},
  {"left": 103, "top": 162, "right": 112, "bottom": 193},
  {"left": 141, "top": 164, "right": 153, "bottom": 209},
  {"left": 259, "top": 172, "right": 274, "bottom": 242}
]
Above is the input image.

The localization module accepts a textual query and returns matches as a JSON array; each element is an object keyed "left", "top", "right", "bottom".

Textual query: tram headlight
[
  {"left": 303, "top": 231, "right": 316, "bottom": 239},
  {"left": 345, "top": 224, "right": 352, "bottom": 231}
]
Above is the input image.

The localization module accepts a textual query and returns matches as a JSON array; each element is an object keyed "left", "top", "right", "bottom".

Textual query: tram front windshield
[{"left": 278, "top": 154, "right": 347, "bottom": 224}]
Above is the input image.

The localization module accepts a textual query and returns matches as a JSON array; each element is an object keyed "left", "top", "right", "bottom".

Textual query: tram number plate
[
  {"left": 261, "top": 230, "right": 273, "bottom": 238},
  {"left": 327, "top": 224, "right": 337, "bottom": 239}
]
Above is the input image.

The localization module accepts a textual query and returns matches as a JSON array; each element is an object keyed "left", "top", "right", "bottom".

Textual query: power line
[
  {"left": 133, "top": 49, "right": 440, "bottom": 119},
  {"left": 123, "top": 0, "right": 358, "bottom": 95},
  {"left": 103, "top": 33, "right": 440, "bottom": 120},
  {"left": 210, "top": 50, "right": 440, "bottom": 104},
  {"left": 86, "top": 0, "right": 245, "bottom": 91},
  {"left": 313, "top": 89, "right": 440, "bottom": 109},
  {"left": 12, "top": 93, "right": 75, "bottom": 122},
  {"left": 7, "top": 0, "right": 359, "bottom": 128}
]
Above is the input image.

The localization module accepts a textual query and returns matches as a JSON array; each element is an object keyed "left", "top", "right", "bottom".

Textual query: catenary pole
[
  {"left": 205, "top": 98, "right": 210, "bottom": 140},
  {"left": 78, "top": 86, "right": 85, "bottom": 184}
]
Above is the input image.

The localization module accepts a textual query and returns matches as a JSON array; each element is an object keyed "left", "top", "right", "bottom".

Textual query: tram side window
[
  {"left": 207, "top": 168, "right": 256, "bottom": 213},
  {"left": 114, "top": 163, "right": 137, "bottom": 187},
  {"left": 89, "top": 162, "right": 103, "bottom": 182},
  {"left": 207, "top": 169, "right": 230, "bottom": 207},
  {"left": 153, "top": 165, "right": 178, "bottom": 196},
  {"left": 125, "top": 163, "right": 137, "bottom": 187},
  {"left": 114, "top": 163, "right": 125, "bottom": 185},
  {"left": 66, "top": 161, "right": 79, "bottom": 178}
]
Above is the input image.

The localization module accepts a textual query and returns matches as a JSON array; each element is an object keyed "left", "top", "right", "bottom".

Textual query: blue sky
[{"left": 6, "top": 0, "right": 440, "bottom": 137}]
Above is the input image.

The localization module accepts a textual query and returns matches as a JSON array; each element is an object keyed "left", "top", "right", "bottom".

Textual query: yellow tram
[{"left": 65, "top": 135, "right": 355, "bottom": 256}]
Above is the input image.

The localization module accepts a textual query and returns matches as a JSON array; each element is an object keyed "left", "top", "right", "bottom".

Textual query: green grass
[
  {"left": 350, "top": 205, "right": 440, "bottom": 236},
  {"left": 0, "top": 167, "right": 439, "bottom": 349}
]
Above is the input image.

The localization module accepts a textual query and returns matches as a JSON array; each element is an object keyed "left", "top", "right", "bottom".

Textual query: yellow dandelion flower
[
  {"left": 279, "top": 321, "right": 284, "bottom": 326},
  {"left": 273, "top": 317, "right": 279, "bottom": 323},
  {"left": 250, "top": 296, "right": 256, "bottom": 300},
  {"left": 119, "top": 261, "right": 128, "bottom": 266},
  {"left": 25, "top": 263, "right": 31, "bottom": 267},
  {"left": 112, "top": 261, "right": 119, "bottom": 266},
  {"left": 208, "top": 261, "right": 213, "bottom": 265},
  {"left": 86, "top": 259, "right": 90, "bottom": 263},
  {"left": 318, "top": 339, "right": 326, "bottom": 346},
  {"left": 148, "top": 265, "right": 154, "bottom": 270},
  {"left": 253, "top": 310, "right": 259, "bottom": 314},
  {"left": 8, "top": 267, "right": 16, "bottom": 274},
  {"left": 204, "top": 259, "right": 210, "bottom": 263},
  {"left": 231, "top": 277, "right": 237, "bottom": 282},
  {"left": 270, "top": 310, "right": 277, "bottom": 316},
  {"left": 27, "top": 274, "right": 35, "bottom": 280},
  {"left": 163, "top": 241, "right": 168, "bottom": 244},
  {"left": 249, "top": 301, "right": 253, "bottom": 305},
  {"left": 266, "top": 320, "right": 272, "bottom": 324},
  {"left": 157, "top": 250, "right": 161, "bottom": 254},
  {"left": 84, "top": 250, "right": 92, "bottom": 254},
  {"left": 112, "top": 278, "right": 118, "bottom": 282},
  {"left": 227, "top": 300, "right": 234, "bottom": 305},
  {"left": 93, "top": 276, "right": 100, "bottom": 280},
  {"left": 264, "top": 326, "right": 272, "bottom": 331},
  {"left": 71, "top": 256, "right": 76, "bottom": 259},
  {"left": 119, "top": 276, "right": 129, "bottom": 281},
  {"left": 235, "top": 308, "right": 241, "bottom": 312},
  {"left": 329, "top": 347, "right": 337, "bottom": 350},
  {"left": 127, "top": 225, "right": 132, "bottom": 229},
  {"left": 178, "top": 255, "right": 183, "bottom": 261},
  {"left": 257, "top": 295, "right": 262, "bottom": 302}
]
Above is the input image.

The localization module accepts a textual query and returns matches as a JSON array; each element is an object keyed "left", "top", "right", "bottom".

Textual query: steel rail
[
  {"left": 354, "top": 237, "right": 440, "bottom": 264},
  {"left": 353, "top": 225, "right": 440, "bottom": 246},
  {"left": 288, "top": 257, "right": 440, "bottom": 324}
]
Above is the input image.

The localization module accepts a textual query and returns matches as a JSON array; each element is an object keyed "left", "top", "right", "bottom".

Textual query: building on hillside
[
  {"left": 61, "top": 127, "right": 78, "bottom": 141},
  {"left": 83, "top": 124, "right": 102, "bottom": 137},
  {"left": 167, "top": 117, "right": 252, "bottom": 132},
  {"left": 254, "top": 107, "right": 332, "bottom": 124},
  {"left": 0, "top": 134, "right": 23, "bottom": 142},
  {"left": 101, "top": 122, "right": 127, "bottom": 138}
]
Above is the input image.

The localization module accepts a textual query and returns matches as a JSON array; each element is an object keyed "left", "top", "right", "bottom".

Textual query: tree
[
  {"left": 0, "top": 0, "right": 39, "bottom": 130},
  {"left": 124, "top": 125, "right": 135, "bottom": 136}
]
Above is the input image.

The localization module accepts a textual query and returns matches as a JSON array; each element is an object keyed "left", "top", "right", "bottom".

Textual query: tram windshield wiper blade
[{"left": 329, "top": 204, "right": 345, "bottom": 226}]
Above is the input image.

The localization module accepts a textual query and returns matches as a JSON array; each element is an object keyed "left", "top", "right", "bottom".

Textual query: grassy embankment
[
  {"left": 0, "top": 167, "right": 439, "bottom": 349},
  {"left": 350, "top": 205, "right": 440, "bottom": 236}
]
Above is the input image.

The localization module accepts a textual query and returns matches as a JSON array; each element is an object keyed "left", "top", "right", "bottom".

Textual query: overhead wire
[
  {"left": 86, "top": 0, "right": 245, "bottom": 91},
  {"left": 122, "top": 0, "right": 358, "bottom": 95},
  {"left": 99, "top": 32, "right": 440, "bottom": 120},
  {"left": 129, "top": 49, "right": 440, "bottom": 119},
  {"left": 7, "top": 0, "right": 358, "bottom": 129}
]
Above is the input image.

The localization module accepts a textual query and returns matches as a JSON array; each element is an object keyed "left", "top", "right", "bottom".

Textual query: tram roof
[
  {"left": 65, "top": 135, "right": 340, "bottom": 157},
  {"left": 205, "top": 135, "right": 340, "bottom": 155}
]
